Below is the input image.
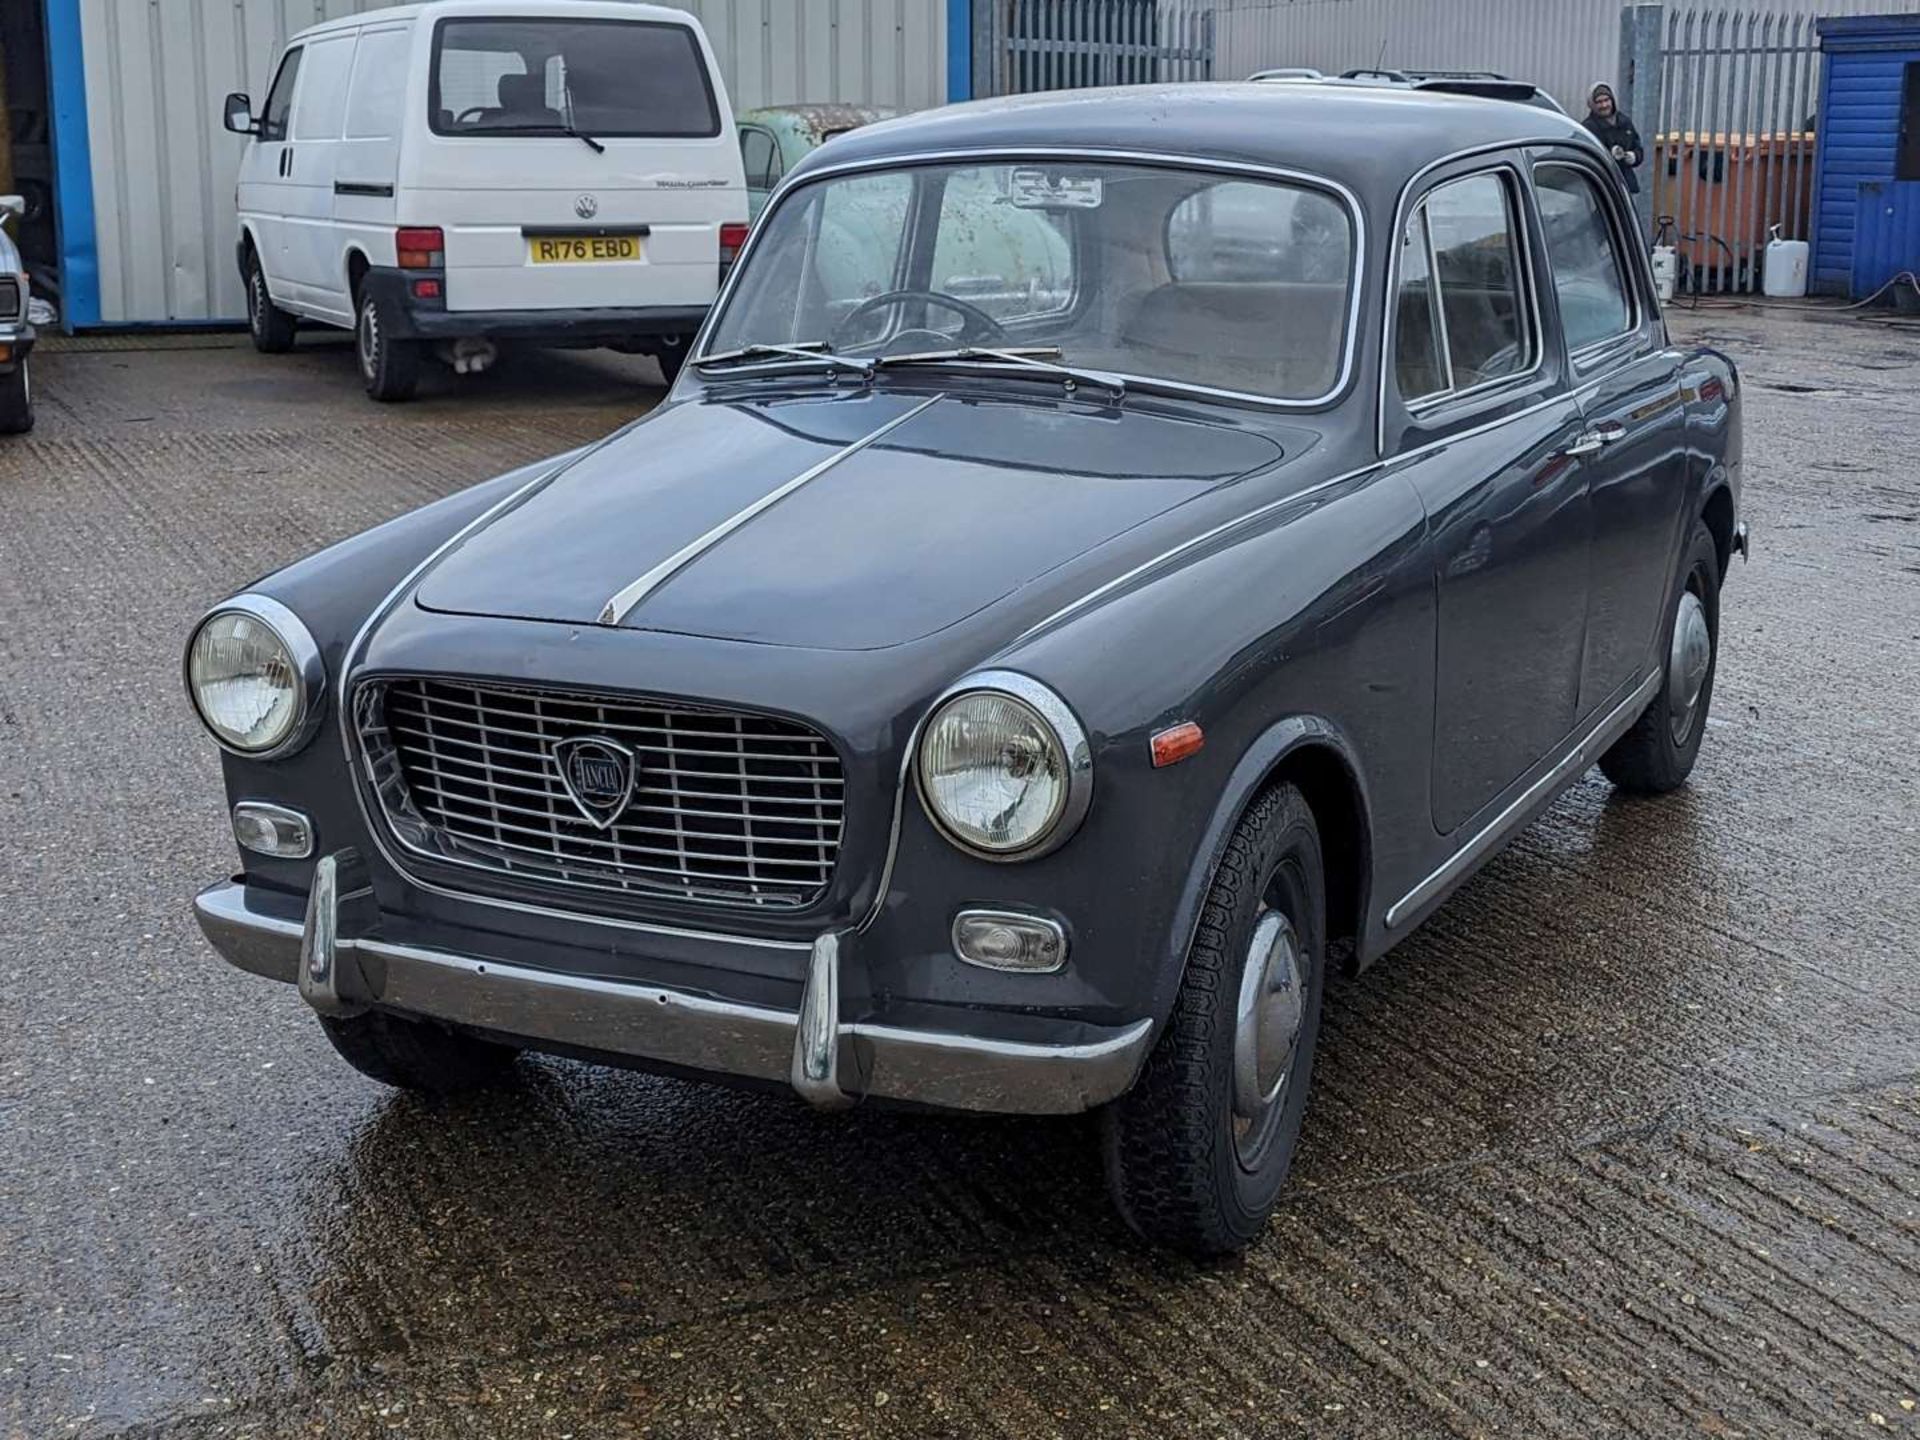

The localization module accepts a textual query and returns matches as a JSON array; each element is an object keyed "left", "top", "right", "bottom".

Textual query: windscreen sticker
[{"left": 1008, "top": 168, "right": 1104, "bottom": 209}]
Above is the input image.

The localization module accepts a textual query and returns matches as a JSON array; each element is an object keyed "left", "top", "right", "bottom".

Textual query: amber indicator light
[{"left": 1150, "top": 721, "right": 1205, "bottom": 768}]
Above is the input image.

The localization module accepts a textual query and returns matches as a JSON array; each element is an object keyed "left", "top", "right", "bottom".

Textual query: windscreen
[
  {"left": 705, "top": 160, "right": 1356, "bottom": 401},
  {"left": 430, "top": 18, "right": 719, "bottom": 138}
]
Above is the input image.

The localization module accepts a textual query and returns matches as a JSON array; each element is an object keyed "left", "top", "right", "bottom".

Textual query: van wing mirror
[
  {"left": 0, "top": 196, "right": 24, "bottom": 224},
  {"left": 223, "top": 92, "right": 258, "bottom": 136}
]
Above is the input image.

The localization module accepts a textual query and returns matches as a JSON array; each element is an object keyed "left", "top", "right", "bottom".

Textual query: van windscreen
[{"left": 429, "top": 18, "right": 719, "bottom": 139}]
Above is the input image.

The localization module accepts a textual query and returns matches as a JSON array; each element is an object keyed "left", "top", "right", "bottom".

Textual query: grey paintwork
[{"left": 196, "top": 84, "right": 1741, "bottom": 1077}]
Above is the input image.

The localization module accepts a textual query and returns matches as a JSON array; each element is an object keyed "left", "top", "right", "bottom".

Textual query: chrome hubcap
[
  {"left": 358, "top": 305, "right": 377, "bottom": 376},
  {"left": 1668, "top": 590, "right": 1712, "bottom": 744},
  {"left": 1231, "top": 909, "right": 1306, "bottom": 1158}
]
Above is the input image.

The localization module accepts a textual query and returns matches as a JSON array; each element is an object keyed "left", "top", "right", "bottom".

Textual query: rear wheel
[
  {"left": 318, "top": 1010, "right": 519, "bottom": 1093},
  {"left": 1102, "top": 782, "right": 1327, "bottom": 1255},
  {"left": 245, "top": 250, "right": 298, "bottom": 354},
  {"left": 1600, "top": 520, "right": 1721, "bottom": 793},
  {"left": 650, "top": 332, "right": 693, "bottom": 386},
  {"left": 355, "top": 290, "right": 421, "bottom": 402},
  {"left": 0, "top": 360, "right": 30, "bottom": 434}
]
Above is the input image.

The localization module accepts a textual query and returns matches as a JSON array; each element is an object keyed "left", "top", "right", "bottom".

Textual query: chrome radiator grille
[{"left": 359, "top": 678, "right": 843, "bottom": 910}]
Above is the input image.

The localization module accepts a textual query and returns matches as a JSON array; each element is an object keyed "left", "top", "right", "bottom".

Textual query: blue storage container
[{"left": 1810, "top": 13, "right": 1920, "bottom": 299}]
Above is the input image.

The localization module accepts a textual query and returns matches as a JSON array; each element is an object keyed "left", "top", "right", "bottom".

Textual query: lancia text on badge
[{"left": 553, "top": 735, "right": 634, "bottom": 828}]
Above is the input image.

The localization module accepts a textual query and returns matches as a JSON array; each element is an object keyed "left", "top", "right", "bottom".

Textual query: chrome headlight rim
[
  {"left": 183, "top": 592, "right": 326, "bottom": 760},
  {"left": 915, "top": 669, "right": 1093, "bottom": 863}
]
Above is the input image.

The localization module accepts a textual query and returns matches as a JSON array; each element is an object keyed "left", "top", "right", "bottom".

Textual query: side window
[
  {"left": 345, "top": 29, "right": 411, "bottom": 140},
  {"left": 291, "top": 34, "right": 355, "bottom": 140},
  {"left": 260, "top": 47, "right": 302, "bottom": 143},
  {"left": 1535, "top": 164, "right": 1634, "bottom": 352},
  {"left": 1393, "top": 170, "right": 1534, "bottom": 404},
  {"left": 739, "top": 128, "right": 781, "bottom": 191}
]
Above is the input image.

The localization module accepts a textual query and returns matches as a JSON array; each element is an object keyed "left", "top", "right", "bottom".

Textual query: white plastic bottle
[{"left": 1763, "top": 224, "right": 1810, "bottom": 298}]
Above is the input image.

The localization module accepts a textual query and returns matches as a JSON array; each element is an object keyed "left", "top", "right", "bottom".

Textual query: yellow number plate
[{"left": 529, "top": 235, "right": 642, "bottom": 264}]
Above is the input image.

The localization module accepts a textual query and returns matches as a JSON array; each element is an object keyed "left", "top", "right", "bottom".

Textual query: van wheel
[
  {"left": 356, "top": 291, "right": 420, "bottom": 402},
  {"left": 245, "top": 252, "right": 298, "bottom": 353},
  {"left": 1101, "top": 782, "right": 1327, "bottom": 1255},
  {"left": 1599, "top": 521, "right": 1721, "bottom": 793},
  {"left": 651, "top": 333, "right": 693, "bottom": 386},
  {"left": 0, "top": 360, "right": 31, "bottom": 434}
]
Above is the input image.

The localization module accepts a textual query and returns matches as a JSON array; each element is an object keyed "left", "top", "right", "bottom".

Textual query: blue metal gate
[{"left": 974, "top": 0, "right": 1215, "bottom": 98}]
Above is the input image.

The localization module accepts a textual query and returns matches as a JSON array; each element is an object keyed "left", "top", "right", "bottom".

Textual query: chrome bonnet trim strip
[
  {"left": 596, "top": 393, "right": 942, "bottom": 627},
  {"left": 1383, "top": 668, "right": 1662, "bottom": 929}
]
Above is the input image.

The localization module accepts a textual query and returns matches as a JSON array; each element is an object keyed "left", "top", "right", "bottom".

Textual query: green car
[{"left": 736, "top": 104, "right": 1074, "bottom": 324}]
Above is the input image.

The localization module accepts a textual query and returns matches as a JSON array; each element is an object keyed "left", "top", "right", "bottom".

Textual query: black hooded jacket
[{"left": 1583, "top": 82, "right": 1644, "bottom": 193}]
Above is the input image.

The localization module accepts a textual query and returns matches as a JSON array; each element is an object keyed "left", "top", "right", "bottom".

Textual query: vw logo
[
  {"left": 573, "top": 193, "right": 599, "bottom": 220},
  {"left": 553, "top": 735, "right": 635, "bottom": 830}
]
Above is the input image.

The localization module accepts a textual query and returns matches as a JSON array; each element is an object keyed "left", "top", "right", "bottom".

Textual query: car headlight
[
  {"left": 916, "top": 671, "right": 1092, "bottom": 860},
  {"left": 184, "top": 594, "right": 325, "bottom": 757}
]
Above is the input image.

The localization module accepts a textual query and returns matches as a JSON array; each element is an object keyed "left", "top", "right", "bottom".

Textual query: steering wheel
[{"left": 830, "top": 289, "right": 1008, "bottom": 350}]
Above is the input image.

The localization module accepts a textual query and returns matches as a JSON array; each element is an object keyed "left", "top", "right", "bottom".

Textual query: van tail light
[
  {"left": 719, "top": 222, "right": 750, "bottom": 270},
  {"left": 396, "top": 226, "right": 444, "bottom": 269}
]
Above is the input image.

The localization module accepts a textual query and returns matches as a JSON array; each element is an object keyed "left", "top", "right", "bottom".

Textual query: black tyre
[
  {"left": 651, "top": 332, "right": 693, "bottom": 386},
  {"left": 318, "top": 1010, "right": 519, "bottom": 1094},
  {"left": 1599, "top": 520, "right": 1721, "bottom": 793},
  {"left": 0, "top": 360, "right": 30, "bottom": 435},
  {"left": 1102, "top": 782, "right": 1327, "bottom": 1255},
  {"left": 355, "top": 291, "right": 421, "bottom": 402},
  {"left": 245, "top": 250, "right": 298, "bottom": 354}
]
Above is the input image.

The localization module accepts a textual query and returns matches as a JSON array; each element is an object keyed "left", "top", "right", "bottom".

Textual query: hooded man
[{"left": 1583, "top": 81, "right": 1644, "bottom": 193}]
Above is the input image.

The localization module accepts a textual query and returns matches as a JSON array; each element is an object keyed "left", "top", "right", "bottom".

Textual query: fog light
[
  {"left": 952, "top": 909, "right": 1067, "bottom": 973},
  {"left": 233, "top": 802, "right": 313, "bottom": 859}
]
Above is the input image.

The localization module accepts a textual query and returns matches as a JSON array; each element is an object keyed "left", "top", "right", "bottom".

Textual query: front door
[
  {"left": 237, "top": 45, "right": 303, "bottom": 295},
  {"left": 1530, "top": 155, "right": 1691, "bottom": 711},
  {"left": 1386, "top": 163, "right": 1595, "bottom": 835}
]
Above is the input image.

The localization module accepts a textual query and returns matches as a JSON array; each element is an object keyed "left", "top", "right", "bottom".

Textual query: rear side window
[
  {"left": 740, "top": 127, "right": 782, "bottom": 190},
  {"left": 260, "top": 47, "right": 302, "bottom": 143},
  {"left": 1534, "top": 164, "right": 1633, "bottom": 352},
  {"left": 1393, "top": 171, "right": 1534, "bottom": 403},
  {"left": 291, "top": 34, "right": 355, "bottom": 141},
  {"left": 345, "top": 28, "right": 411, "bottom": 140},
  {"left": 430, "top": 19, "right": 719, "bottom": 138}
]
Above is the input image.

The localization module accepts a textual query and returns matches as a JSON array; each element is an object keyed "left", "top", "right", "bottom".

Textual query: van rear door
[{"left": 403, "top": 8, "right": 744, "bottom": 315}]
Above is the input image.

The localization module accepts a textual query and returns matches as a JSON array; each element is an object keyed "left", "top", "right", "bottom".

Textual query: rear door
[
  {"left": 1530, "top": 152, "right": 1690, "bottom": 714},
  {"left": 406, "top": 9, "right": 745, "bottom": 314}
]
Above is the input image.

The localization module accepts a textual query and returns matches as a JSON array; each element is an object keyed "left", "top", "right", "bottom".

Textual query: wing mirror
[
  {"left": 0, "top": 196, "right": 23, "bottom": 226},
  {"left": 223, "top": 92, "right": 259, "bottom": 136}
]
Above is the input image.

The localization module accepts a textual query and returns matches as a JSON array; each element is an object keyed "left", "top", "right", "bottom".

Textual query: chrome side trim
[
  {"left": 192, "top": 878, "right": 1154, "bottom": 1115},
  {"left": 694, "top": 145, "right": 1370, "bottom": 413},
  {"left": 596, "top": 393, "right": 942, "bottom": 627},
  {"left": 1383, "top": 668, "right": 1662, "bottom": 929},
  {"left": 183, "top": 592, "right": 328, "bottom": 761}
]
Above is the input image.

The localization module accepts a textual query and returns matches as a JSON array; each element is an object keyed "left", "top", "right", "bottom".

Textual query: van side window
[
  {"left": 345, "top": 28, "right": 411, "bottom": 141},
  {"left": 1533, "top": 163, "right": 1634, "bottom": 352},
  {"left": 291, "top": 34, "right": 355, "bottom": 141},
  {"left": 1393, "top": 171, "right": 1534, "bottom": 404},
  {"left": 260, "top": 47, "right": 302, "bottom": 143}
]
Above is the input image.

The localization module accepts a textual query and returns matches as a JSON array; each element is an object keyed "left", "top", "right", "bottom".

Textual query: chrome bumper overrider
[{"left": 193, "top": 851, "right": 1152, "bottom": 1115}]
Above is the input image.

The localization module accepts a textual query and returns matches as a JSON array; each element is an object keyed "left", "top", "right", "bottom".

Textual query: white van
[{"left": 222, "top": 1, "right": 746, "bottom": 400}]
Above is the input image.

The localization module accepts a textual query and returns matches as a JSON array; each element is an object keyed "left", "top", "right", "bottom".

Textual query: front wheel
[
  {"left": 355, "top": 291, "right": 421, "bottom": 402},
  {"left": 0, "top": 360, "right": 30, "bottom": 434},
  {"left": 318, "top": 1010, "right": 519, "bottom": 1093},
  {"left": 245, "top": 251, "right": 298, "bottom": 354},
  {"left": 1599, "top": 520, "right": 1721, "bottom": 793},
  {"left": 1101, "top": 782, "right": 1327, "bottom": 1255}
]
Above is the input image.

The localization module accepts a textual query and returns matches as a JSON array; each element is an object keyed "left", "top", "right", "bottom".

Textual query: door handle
[
  {"left": 1593, "top": 421, "right": 1627, "bottom": 445},
  {"left": 1562, "top": 431, "right": 1606, "bottom": 458},
  {"left": 280, "top": 147, "right": 293, "bottom": 178}
]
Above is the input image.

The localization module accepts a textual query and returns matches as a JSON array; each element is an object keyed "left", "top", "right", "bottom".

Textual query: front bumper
[
  {"left": 195, "top": 851, "right": 1152, "bottom": 1115},
  {"left": 360, "top": 267, "right": 706, "bottom": 346}
]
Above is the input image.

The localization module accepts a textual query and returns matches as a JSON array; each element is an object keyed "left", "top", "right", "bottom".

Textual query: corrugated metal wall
[
  {"left": 76, "top": 0, "right": 947, "bottom": 324},
  {"left": 1213, "top": 0, "right": 1920, "bottom": 115}
]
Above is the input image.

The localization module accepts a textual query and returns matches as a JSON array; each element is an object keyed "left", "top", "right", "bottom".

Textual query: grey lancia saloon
[{"left": 187, "top": 84, "right": 1744, "bottom": 1254}]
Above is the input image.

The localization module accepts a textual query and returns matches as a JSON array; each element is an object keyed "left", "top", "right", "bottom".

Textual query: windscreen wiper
[
  {"left": 694, "top": 342, "right": 876, "bottom": 379},
  {"left": 875, "top": 346, "right": 1126, "bottom": 400},
  {"left": 558, "top": 78, "right": 605, "bottom": 153}
]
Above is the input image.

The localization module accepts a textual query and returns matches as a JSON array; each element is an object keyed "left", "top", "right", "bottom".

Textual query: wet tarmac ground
[{"left": 2, "top": 312, "right": 1917, "bottom": 1438}]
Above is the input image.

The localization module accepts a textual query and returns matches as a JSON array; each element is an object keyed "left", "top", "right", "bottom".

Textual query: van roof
[{"left": 286, "top": 0, "right": 706, "bottom": 44}]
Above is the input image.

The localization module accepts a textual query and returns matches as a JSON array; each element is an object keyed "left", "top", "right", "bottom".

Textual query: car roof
[
  {"left": 286, "top": 0, "right": 702, "bottom": 44},
  {"left": 801, "top": 82, "right": 1597, "bottom": 211},
  {"left": 737, "top": 104, "right": 899, "bottom": 141}
]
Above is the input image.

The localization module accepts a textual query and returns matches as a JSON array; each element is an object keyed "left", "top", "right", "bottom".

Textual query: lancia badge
[{"left": 554, "top": 735, "right": 634, "bottom": 829}]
